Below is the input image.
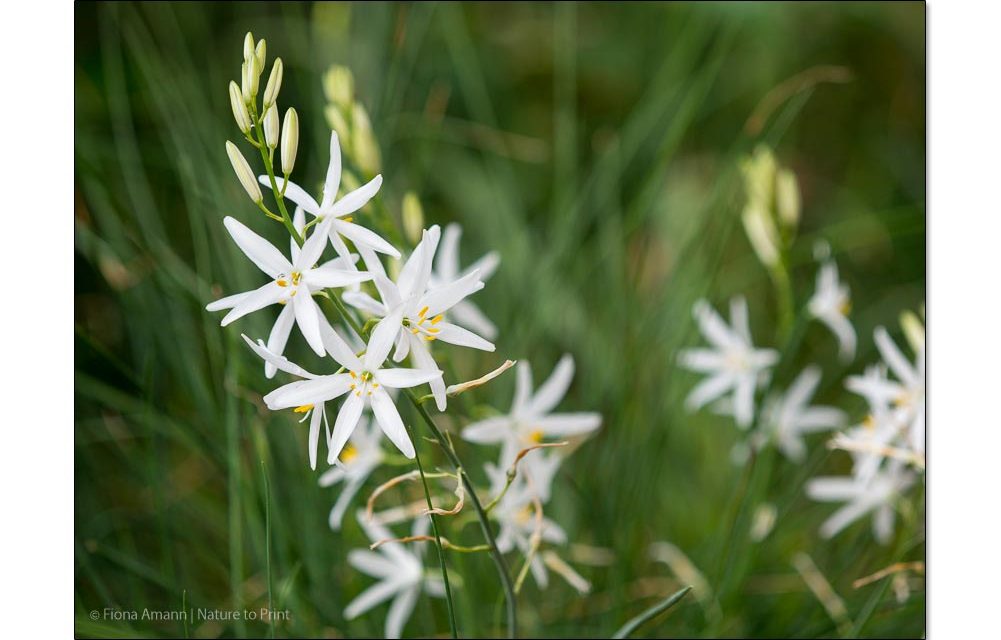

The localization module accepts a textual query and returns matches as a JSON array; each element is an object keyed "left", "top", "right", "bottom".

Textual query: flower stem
[{"left": 248, "top": 102, "right": 303, "bottom": 246}]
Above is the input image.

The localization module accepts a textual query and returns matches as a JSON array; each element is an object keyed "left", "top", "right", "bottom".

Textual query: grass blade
[{"left": 612, "top": 586, "right": 692, "bottom": 639}]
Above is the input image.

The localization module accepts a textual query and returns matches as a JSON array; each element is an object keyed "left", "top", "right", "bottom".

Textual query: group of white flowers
[
  {"left": 207, "top": 34, "right": 602, "bottom": 638},
  {"left": 680, "top": 147, "right": 925, "bottom": 546}
]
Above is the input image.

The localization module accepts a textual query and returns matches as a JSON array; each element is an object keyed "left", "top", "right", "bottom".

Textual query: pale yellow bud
[
  {"left": 228, "top": 81, "right": 251, "bottom": 133},
  {"left": 281, "top": 108, "right": 299, "bottom": 176},
  {"left": 225, "top": 141, "right": 262, "bottom": 203},
  {"left": 776, "top": 168, "right": 800, "bottom": 232},
  {"left": 900, "top": 310, "right": 925, "bottom": 355},
  {"left": 323, "top": 65, "right": 354, "bottom": 110},
  {"left": 351, "top": 103, "right": 381, "bottom": 176},
  {"left": 241, "top": 56, "right": 260, "bottom": 102},
  {"left": 263, "top": 104, "right": 280, "bottom": 149},
  {"left": 742, "top": 145, "right": 777, "bottom": 209},
  {"left": 243, "top": 32, "right": 255, "bottom": 62},
  {"left": 742, "top": 204, "right": 781, "bottom": 268},
  {"left": 255, "top": 39, "right": 267, "bottom": 70},
  {"left": 402, "top": 192, "right": 424, "bottom": 246},
  {"left": 324, "top": 104, "right": 351, "bottom": 145},
  {"left": 262, "top": 58, "right": 283, "bottom": 108}
]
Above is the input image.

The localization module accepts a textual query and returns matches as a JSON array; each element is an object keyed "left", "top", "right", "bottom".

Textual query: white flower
[
  {"left": 847, "top": 327, "right": 925, "bottom": 454},
  {"left": 244, "top": 308, "right": 441, "bottom": 466},
  {"left": 679, "top": 297, "right": 778, "bottom": 428},
  {"left": 430, "top": 223, "right": 500, "bottom": 339},
  {"left": 808, "top": 261, "right": 856, "bottom": 361},
  {"left": 344, "top": 513, "right": 444, "bottom": 639},
  {"left": 760, "top": 366, "right": 846, "bottom": 462},
  {"left": 343, "top": 226, "right": 496, "bottom": 411},
  {"left": 319, "top": 415, "right": 384, "bottom": 530},
  {"left": 806, "top": 464, "right": 914, "bottom": 544},
  {"left": 260, "top": 131, "right": 399, "bottom": 261},
  {"left": 461, "top": 355, "right": 601, "bottom": 466},
  {"left": 206, "top": 215, "right": 371, "bottom": 368}
]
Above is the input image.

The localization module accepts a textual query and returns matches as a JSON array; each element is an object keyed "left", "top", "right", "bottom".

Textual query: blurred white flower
[
  {"left": 462, "top": 355, "right": 602, "bottom": 466},
  {"left": 206, "top": 215, "right": 370, "bottom": 367},
  {"left": 319, "top": 415, "right": 384, "bottom": 530},
  {"left": 343, "top": 226, "right": 496, "bottom": 411},
  {"left": 344, "top": 513, "right": 444, "bottom": 639},
  {"left": 679, "top": 297, "right": 778, "bottom": 428},
  {"left": 431, "top": 223, "right": 501, "bottom": 340},
  {"left": 260, "top": 131, "right": 399, "bottom": 260},
  {"left": 847, "top": 327, "right": 925, "bottom": 454},
  {"left": 760, "top": 366, "right": 846, "bottom": 462},
  {"left": 244, "top": 308, "right": 441, "bottom": 465},
  {"left": 806, "top": 464, "right": 914, "bottom": 544},
  {"left": 808, "top": 260, "right": 856, "bottom": 361}
]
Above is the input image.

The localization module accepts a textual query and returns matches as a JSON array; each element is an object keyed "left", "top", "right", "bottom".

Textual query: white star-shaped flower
[
  {"left": 260, "top": 131, "right": 399, "bottom": 261},
  {"left": 806, "top": 464, "right": 914, "bottom": 544},
  {"left": 430, "top": 223, "right": 500, "bottom": 339},
  {"left": 206, "top": 215, "right": 371, "bottom": 367},
  {"left": 759, "top": 366, "right": 846, "bottom": 462},
  {"left": 319, "top": 415, "right": 385, "bottom": 530},
  {"left": 244, "top": 308, "right": 441, "bottom": 467},
  {"left": 679, "top": 297, "right": 779, "bottom": 428},
  {"left": 808, "top": 260, "right": 856, "bottom": 361},
  {"left": 343, "top": 225, "right": 496, "bottom": 411},
  {"left": 344, "top": 513, "right": 444, "bottom": 639},
  {"left": 461, "top": 355, "right": 602, "bottom": 466}
]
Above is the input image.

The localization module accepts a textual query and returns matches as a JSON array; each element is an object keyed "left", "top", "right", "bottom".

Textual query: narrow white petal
[
  {"left": 343, "top": 578, "right": 404, "bottom": 620},
  {"left": 461, "top": 416, "right": 512, "bottom": 444},
  {"left": 263, "top": 374, "right": 352, "bottom": 410},
  {"left": 874, "top": 327, "right": 917, "bottom": 386},
  {"left": 370, "top": 388, "right": 415, "bottom": 458},
  {"left": 221, "top": 282, "right": 283, "bottom": 326},
  {"left": 806, "top": 477, "right": 862, "bottom": 501},
  {"left": 409, "top": 336, "right": 446, "bottom": 411},
  {"left": 306, "top": 263, "right": 372, "bottom": 289},
  {"left": 820, "top": 499, "right": 874, "bottom": 539},
  {"left": 375, "top": 368, "right": 442, "bottom": 389},
  {"left": 465, "top": 250, "right": 500, "bottom": 282},
  {"left": 421, "top": 270, "right": 485, "bottom": 317},
  {"left": 678, "top": 348, "right": 728, "bottom": 373},
  {"left": 533, "top": 413, "right": 602, "bottom": 438},
  {"left": 292, "top": 291, "right": 325, "bottom": 356},
  {"left": 343, "top": 290, "right": 388, "bottom": 317},
  {"left": 330, "top": 174, "right": 383, "bottom": 218},
  {"left": 684, "top": 373, "right": 733, "bottom": 412},
  {"left": 527, "top": 354, "right": 575, "bottom": 416},
  {"left": 264, "top": 304, "right": 296, "bottom": 378},
  {"left": 365, "top": 306, "right": 405, "bottom": 371},
  {"left": 334, "top": 219, "right": 400, "bottom": 257},
  {"left": 257, "top": 176, "right": 320, "bottom": 214},
  {"left": 308, "top": 404, "right": 323, "bottom": 469},
  {"left": 294, "top": 218, "right": 333, "bottom": 271},
  {"left": 512, "top": 361, "right": 533, "bottom": 415},
  {"left": 206, "top": 291, "right": 250, "bottom": 312},
  {"left": 242, "top": 334, "right": 317, "bottom": 379},
  {"left": 318, "top": 319, "right": 365, "bottom": 371},
  {"left": 347, "top": 549, "right": 400, "bottom": 579},
  {"left": 433, "top": 322, "right": 495, "bottom": 351},
  {"left": 320, "top": 131, "right": 342, "bottom": 211},
  {"left": 385, "top": 587, "right": 418, "bottom": 639},
  {"left": 733, "top": 376, "right": 755, "bottom": 428},
  {"left": 436, "top": 223, "right": 462, "bottom": 281},
  {"left": 223, "top": 216, "right": 292, "bottom": 278},
  {"left": 449, "top": 300, "right": 498, "bottom": 340},
  {"left": 327, "top": 393, "right": 364, "bottom": 463}
]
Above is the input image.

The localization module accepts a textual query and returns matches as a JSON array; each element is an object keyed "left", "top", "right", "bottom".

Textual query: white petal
[
  {"left": 730, "top": 296, "right": 752, "bottom": 344},
  {"left": 421, "top": 270, "right": 484, "bottom": 317},
  {"left": 794, "top": 407, "right": 846, "bottom": 432},
  {"left": 221, "top": 282, "right": 284, "bottom": 326},
  {"left": 783, "top": 366, "right": 821, "bottom": 412},
  {"left": 461, "top": 416, "right": 512, "bottom": 444},
  {"left": 308, "top": 404, "right": 323, "bottom": 470},
  {"left": 328, "top": 475, "right": 368, "bottom": 531},
  {"left": 318, "top": 466, "right": 346, "bottom": 488},
  {"left": 820, "top": 499, "right": 874, "bottom": 539},
  {"left": 263, "top": 374, "right": 352, "bottom": 410},
  {"left": 294, "top": 218, "right": 333, "bottom": 271},
  {"left": 678, "top": 348, "right": 727, "bottom": 373},
  {"left": 292, "top": 291, "right": 325, "bottom": 356},
  {"left": 334, "top": 219, "right": 400, "bottom": 257},
  {"left": 874, "top": 327, "right": 917, "bottom": 386},
  {"left": 306, "top": 262, "right": 372, "bottom": 289},
  {"left": 385, "top": 587, "right": 419, "bottom": 639},
  {"left": 257, "top": 176, "right": 320, "bottom": 214},
  {"left": 364, "top": 306, "right": 405, "bottom": 371},
  {"left": 806, "top": 477, "right": 862, "bottom": 501},
  {"left": 435, "top": 223, "right": 462, "bottom": 281},
  {"left": 527, "top": 355, "right": 575, "bottom": 416},
  {"left": 330, "top": 174, "right": 383, "bottom": 218},
  {"left": 375, "top": 368, "right": 442, "bottom": 389},
  {"left": 449, "top": 300, "right": 498, "bottom": 340},
  {"left": 347, "top": 549, "right": 399, "bottom": 579},
  {"left": 319, "top": 319, "right": 365, "bottom": 371},
  {"left": 512, "top": 361, "right": 533, "bottom": 415},
  {"left": 343, "top": 578, "right": 404, "bottom": 620},
  {"left": 409, "top": 336, "right": 446, "bottom": 411},
  {"left": 343, "top": 290, "right": 388, "bottom": 317},
  {"left": 327, "top": 393, "right": 364, "bottom": 463},
  {"left": 466, "top": 250, "right": 500, "bottom": 282},
  {"left": 370, "top": 388, "right": 415, "bottom": 458},
  {"left": 398, "top": 226, "right": 440, "bottom": 300},
  {"left": 206, "top": 291, "right": 249, "bottom": 312},
  {"left": 242, "top": 334, "right": 317, "bottom": 379},
  {"left": 320, "top": 131, "right": 343, "bottom": 211},
  {"left": 223, "top": 216, "right": 292, "bottom": 278},
  {"left": 684, "top": 373, "right": 733, "bottom": 412},
  {"left": 733, "top": 376, "right": 755, "bottom": 428},
  {"left": 264, "top": 304, "right": 296, "bottom": 378},
  {"left": 533, "top": 412, "right": 602, "bottom": 438},
  {"left": 692, "top": 299, "right": 738, "bottom": 350},
  {"left": 433, "top": 322, "right": 495, "bottom": 351}
]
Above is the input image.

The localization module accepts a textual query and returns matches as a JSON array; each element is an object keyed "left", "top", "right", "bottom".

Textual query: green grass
[{"left": 75, "top": 2, "right": 925, "bottom": 637}]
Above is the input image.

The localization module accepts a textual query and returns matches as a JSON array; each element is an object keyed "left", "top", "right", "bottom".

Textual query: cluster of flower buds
[
  {"left": 740, "top": 145, "right": 801, "bottom": 270},
  {"left": 323, "top": 64, "right": 382, "bottom": 179}
]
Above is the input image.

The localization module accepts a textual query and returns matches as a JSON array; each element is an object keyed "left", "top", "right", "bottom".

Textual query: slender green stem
[
  {"left": 247, "top": 101, "right": 303, "bottom": 246},
  {"left": 612, "top": 586, "right": 692, "bottom": 639},
  {"left": 410, "top": 431, "right": 459, "bottom": 639}
]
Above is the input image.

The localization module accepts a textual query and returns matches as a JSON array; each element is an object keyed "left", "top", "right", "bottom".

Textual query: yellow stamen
[
  {"left": 839, "top": 299, "right": 852, "bottom": 315},
  {"left": 276, "top": 278, "right": 288, "bottom": 287},
  {"left": 424, "top": 335, "right": 437, "bottom": 342},
  {"left": 291, "top": 271, "right": 302, "bottom": 286},
  {"left": 862, "top": 415, "right": 876, "bottom": 430},
  {"left": 427, "top": 327, "right": 441, "bottom": 334},
  {"left": 349, "top": 371, "right": 357, "bottom": 379},
  {"left": 293, "top": 404, "right": 314, "bottom": 414},
  {"left": 418, "top": 305, "right": 429, "bottom": 319},
  {"left": 343, "top": 216, "right": 353, "bottom": 223},
  {"left": 431, "top": 314, "right": 443, "bottom": 325},
  {"left": 341, "top": 444, "right": 358, "bottom": 463},
  {"left": 528, "top": 429, "right": 544, "bottom": 444}
]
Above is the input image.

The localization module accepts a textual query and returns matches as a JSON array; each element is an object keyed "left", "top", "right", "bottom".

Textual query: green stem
[
  {"left": 612, "top": 586, "right": 693, "bottom": 639},
  {"left": 248, "top": 101, "right": 303, "bottom": 246},
  {"left": 411, "top": 430, "right": 459, "bottom": 639}
]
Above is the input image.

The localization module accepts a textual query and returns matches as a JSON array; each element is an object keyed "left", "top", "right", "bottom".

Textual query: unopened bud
[
  {"left": 255, "top": 39, "right": 267, "bottom": 70},
  {"left": 263, "top": 58, "right": 283, "bottom": 108},
  {"left": 402, "top": 192, "right": 424, "bottom": 246},
  {"left": 324, "top": 105, "right": 351, "bottom": 145},
  {"left": 323, "top": 65, "right": 354, "bottom": 110},
  {"left": 243, "top": 32, "right": 255, "bottom": 62},
  {"left": 241, "top": 56, "right": 260, "bottom": 102},
  {"left": 228, "top": 81, "right": 251, "bottom": 133},
  {"left": 281, "top": 108, "right": 299, "bottom": 176},
  {"left": 263, "top": 105, "right": 280, "bottom": 149},
  {"left": 742, "top": 204, "right": 781, "bottom": 268},
  {"left": 351, "top": 103, "right": 381, "bottom": 175},
  {"left": 225, "top": 141, "right": 262, "bottom": 203},
  {"left": 776, "top": 168, "right": 800, "bottom": 232},
  {"left": 900, "top": 310, "right": 925, "bottom": 355}
]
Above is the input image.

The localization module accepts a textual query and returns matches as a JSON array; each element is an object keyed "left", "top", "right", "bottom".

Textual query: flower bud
[
  {"left": 402, "top": 192, "right": 424, "bottom": 246},
  {"left": 281, "top": 108, "right": 299, "bottom": 176},
  {"left": 776, "top": 168, "right": 800, "bottom": 232},
  {"left": 228, "top": 81, "right": 251, "bottom": 133},
  {"left": 263, "top": 105, "right": 280, "bottom": 149},
  {"left": 255, "top": 39, "right": 267, "bottom": 70},
  {"left": 226, "top": 141, "right": 262, "bottom": 203},
  {"left": 741, "top": 204, "right": 780, "bottom": 268},
  {"left": 262, "top": 58, "right": 283, "bottom": 108},
  {"left": 241, "top": 56, "right": 260, "bottom": 102},
  {"left": 900, "top": 310, "right": 925, "bottom": 354},
  {"left": 324, "top": 104, "right": 351, "bottom": 144},
  {"left": 351, "top": 103, "right": 381, "bottom": 176},
  {"left": 323, "top": 65, "right": 354, "bottom": 110},
  {"left": 243, "top": 32, "right": 255, "bottom": 62}
]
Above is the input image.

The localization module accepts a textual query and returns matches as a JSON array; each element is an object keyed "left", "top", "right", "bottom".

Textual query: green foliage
[{"left": 75, "top": 2, "right": 925, "bottom": 638}]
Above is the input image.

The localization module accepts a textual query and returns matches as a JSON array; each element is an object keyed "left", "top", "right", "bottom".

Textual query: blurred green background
[{"left": 75, "top": 2, "right": 925, "bottom": 638}]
